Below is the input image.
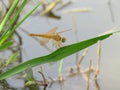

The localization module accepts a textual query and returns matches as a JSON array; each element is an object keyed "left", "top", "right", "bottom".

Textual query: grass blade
[
  {"left": 0, "top": 41, "right": 13, "bottom": 51},
  {"left": 14, "top": 3, "right": 41, "bottom": 30},
  {"left": 0, "top": 0, "right": 19, "bottom": 32},
  {"left": 0, "top": 0, "right": 27, "bottom": 44},
  {"left": 6, "top": 52, "right": 18, "bottom": 66},
  {"left": 0, "top": 2, "right": 41, "bottom": 45}
]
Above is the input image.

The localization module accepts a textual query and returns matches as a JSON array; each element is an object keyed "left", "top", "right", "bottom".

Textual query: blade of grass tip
[
  {"left": 0, "top": 41, "right": 13, "bottom": 51},
  {"left": 98, "top": 28, "right": 120, "bottom": 36},
  {"left": 113, "top": 29, "right": 120, "bottom": 34},
  {"left": 0, "top": 0, "right": 20, "bottom": 32},
  {"left": 0, "top": 32, "right": 115, "bottom": 80},
  {"left": 5, "top": 52, "right": 19, "bottom": 66},
  {"left": 0, "top": 3, "right": 41, "bottom": 45},
  {"left": 0, "top": 0, "right": 28, "bottom": 43}
]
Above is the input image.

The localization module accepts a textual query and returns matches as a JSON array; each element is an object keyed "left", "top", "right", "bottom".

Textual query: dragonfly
[{"left": 29, "top": 27, "right": 70, "bottom": 48}]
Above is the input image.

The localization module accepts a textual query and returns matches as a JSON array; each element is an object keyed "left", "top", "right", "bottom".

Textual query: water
[{"left": 2, "top": 0, "right": 120, "bottom": 90}]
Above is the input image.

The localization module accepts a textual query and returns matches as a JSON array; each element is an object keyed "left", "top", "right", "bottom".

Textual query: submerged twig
[
  {"left": 94, "top": 79, "right": 100, "bottom": 90},
  {"left": 63, "top": 8, "right": 91, "bottom": 13},
  {"left": 86, "top": 60, "right": 92, "bottom": 90},
  {"left": 72, "top": 16, "right": 79, "bottom": 64},
  {"left": 58, "top": 59, "right": 64, "bottom": 83},
  {"left": 38, "top": 67, "right": 47, "bottom": 83},
  {"left": 108, "top": 0, "right": 115, "bottom": 22},
  {"left": 14, "top": 31, "right": 23, "bottom": 62},
  {"left": 55, "top": 1, "right": 72, "bottom": 11},
  {"left": 95, "top": 41, "right": 101, "bottom": 78},
  {"left": 40, "top": 0, "right": 49, "bottom": 5},
  {"left": 38, "top": 70, "right": 48, "bottom": 86},
  {"left": 76, "top": 48, "right": 88, "bottom": 68},
  {"left": 41, "top": 0, "right": 61, "bottom": 16}
]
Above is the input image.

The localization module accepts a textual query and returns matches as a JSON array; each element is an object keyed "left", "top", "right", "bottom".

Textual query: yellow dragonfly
[{"left": 29, "top": 27, "right": 70, "bottom": 48}]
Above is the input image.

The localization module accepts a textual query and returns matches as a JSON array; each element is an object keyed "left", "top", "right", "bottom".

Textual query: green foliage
[
  {"left": 0, "top": 0, "right": 41, "bottom": 80},
  {"left": 0, "top": 31, "right": 117, "bottom": 80},
  {"left": 0, "top": 0, "right": 27, "bottom": 43},
  {"left": 0, "top": 0, "right": 20, "bottom": 32},
  {"left": 0, "top": 41, "right": 13, "bottom": 51},
  {"left": 0, "top": 0, "right": 41, "bottom": 46},
  {"left": 5, "top": 52, "right": 18, "bottom": 66}
]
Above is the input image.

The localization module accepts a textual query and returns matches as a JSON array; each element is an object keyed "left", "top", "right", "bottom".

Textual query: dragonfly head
[{"left": 61, "top": 37, "right": 66, "bottom": 43}]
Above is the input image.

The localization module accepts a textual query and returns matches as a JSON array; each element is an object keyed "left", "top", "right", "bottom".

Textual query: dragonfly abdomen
[
  {"left": 29, "top": 34, "right": 53, "bottom": 38},
  {"left": 29, "top": 34, "right": 62, "bottom": 42}
]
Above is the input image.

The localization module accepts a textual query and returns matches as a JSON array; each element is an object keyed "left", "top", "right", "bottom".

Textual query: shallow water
[{"left": 2, "top": 0, "right": 120, "bottom": 90}]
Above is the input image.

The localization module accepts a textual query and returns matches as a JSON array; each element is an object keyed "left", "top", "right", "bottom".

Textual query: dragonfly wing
[
  {"left": 40, "top": 38, "right": 50, "bottom": 45},
  {"left": 52, "top": 40, "right": 62, "bottom": 48},
  {"left": 46, "top": 27, "right": 58, "bottom": 35},
  {"left": 40, "top": 27, "right": 58, "bottom": 45},
  {"left": 58, "top": 29, "right": 71, "bottom": 34}
]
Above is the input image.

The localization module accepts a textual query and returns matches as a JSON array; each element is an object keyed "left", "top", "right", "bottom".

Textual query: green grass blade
[
  {"left": 58, "top": 59, "right": 64, "bottom": 76},
  {"left": 13, "top": 2, "right": 41, "bottom": 30},
  {"left": 5, "top": 52, "right": 18, "bottom": 66},
  {"left": 0, "top": 2, "right": 41, "bottom": 45},
  {"left": 0, "top": 41, "right": 13, "bottom": 51},
  {"left": 0, "top": 0, "right": 19, "bottom": 32},
  {"left": 0, "top": 32, "right": 115, "bottom": 80},
  {"left": 0, "top": 0, "right": 27, "bottom": 44}
]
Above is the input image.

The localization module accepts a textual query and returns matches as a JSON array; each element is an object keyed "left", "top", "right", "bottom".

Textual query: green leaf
[
  {"left": 0, "top": 2, "right": 41, "bottom": 45},
  {"left": 13, "top": 2, "right": 41, "bottom": 30},
  {"left": 0, "top": 31, "right": 116, "bottom": 80},
  {"left": 5, "top": 52, "right": 18, "bottom": 66},
  {"left": 0, "top": 0, "right": 27, "bottom": 44},
  {"left": 26, "top": 65, "right": 35, "bottom": 82},
  {"left": 0, "top": 0, "right": 19, "bottom": 32},
  {"left": 0, "top": 41, "right": 13, "bottom": 51}
]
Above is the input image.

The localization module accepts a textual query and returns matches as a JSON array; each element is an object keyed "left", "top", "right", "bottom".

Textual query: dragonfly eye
[{"left": 61, "top": 37, "right": 66, "bottom": 43}]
